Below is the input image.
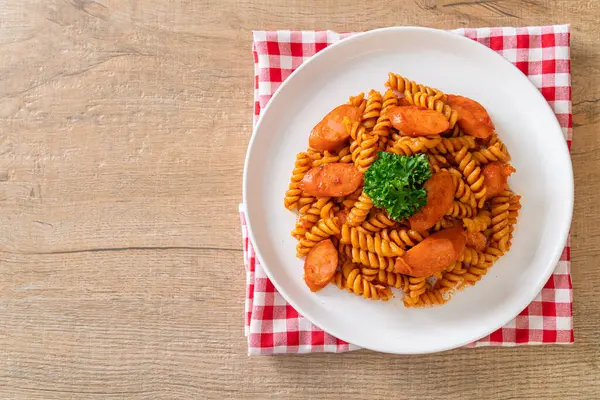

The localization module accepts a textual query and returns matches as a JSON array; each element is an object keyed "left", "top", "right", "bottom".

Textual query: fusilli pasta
[
  {"left": 472, "top": 142, "right": 511, "bottom": 164},
  {"left": 380, "top": 228, "right": 428, "bottom": 249},
  {"left": 361, "top": 210, "right": 398, "bottom": 232},
  {"left": 387, "top": 136, "right": 442, "bottom": 156},
  {"left": 351, "top": 247, "right": 396, "bottom": 271},
  {"left": 286, "top": 72, "right": 520, "bottom": 307},
  {"left": 346, "top": 192, "right": 373, "bottom": 226},
  {"left": 385, "top": 72, "right": 446, "bottom": 101},
  {"left": 341, "top": 224, "right": 405, "bottom": 257},
  {"left": 445, "top": 201, "right": 477, "bottom": 219},
  {"left": 291, "top": 197, "right": 333, "bottom": 239},
  {"left": 463, "top": 210, "right": 492, "bottom": 232},
  {"left": 297, "top": 218, "right": 340, "bottom": 256},
  {"left": 361, "top": 89, "right": 382, "bottom": 129},
  {"left": 373, "top": 89, "right": 399, "bottom": 150},
  {"left": 448, "top": 167, "right": 477, "bottom": 208},
  {"left": 454, "top": 146, "right": 487, "bottom": 208},
  {"left": 334, "top": 263, "right": 393, "bottom": 301},
  {"left": 284, "top": 152, "right": 313, "bottom": 210}
]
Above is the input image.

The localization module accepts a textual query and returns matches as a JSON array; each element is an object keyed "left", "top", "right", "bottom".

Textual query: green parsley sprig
[{"left": 363, "top": 152, "right": 432, "bottom": 221}]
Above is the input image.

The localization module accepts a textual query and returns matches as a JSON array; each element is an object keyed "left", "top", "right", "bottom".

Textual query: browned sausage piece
[
  {"left": 465, "top": 230, "right": 487, "bottom": 252},
  {"left": 389, "top": 106, "right": 450, "bottom": 137},
  {"left": 482, "top": 162, "right": 516, "bottom": 199},
  {"left": 409, "top": 171, "right": 455, "bottom": 231},
  {"left": 395, "top": 226, "right": 465, "bottom": 277},
  {"left": 430, "top": 226, "right": 466, "bottom": 260},
  {"left": 457, "top": 112, "right": 494, "bottom": 139},
  {"left": 309, "top": 105, "right": 362, "bottom": 151},
  {"left": 299, "top": 163, "right": 363, "bottom": 197},
  {"left": 395, "top": 237, "right": 456, "bottom": 277},
  {"left": 446, "top": 95, "right": 494, "bottom": 139},
  {"left": 447, "top": 94, "right": 495, "bottom": 129},
  {"left": 304, "top": 239, "right": 338, "bottom": 292}
]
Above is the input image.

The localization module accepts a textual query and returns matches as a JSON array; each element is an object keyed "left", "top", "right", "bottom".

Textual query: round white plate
[{"left": 243, "top": 27, "right": 573, "bottom": 354}]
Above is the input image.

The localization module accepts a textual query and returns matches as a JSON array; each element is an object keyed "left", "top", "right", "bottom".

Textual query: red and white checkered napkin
[{"left": 241, "top": 25, "right": 573, "bottom": 355}]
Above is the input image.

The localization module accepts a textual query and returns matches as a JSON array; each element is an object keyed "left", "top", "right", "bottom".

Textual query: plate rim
[{"left": 242, "top": 26, "right": 574, "bottom": 354}]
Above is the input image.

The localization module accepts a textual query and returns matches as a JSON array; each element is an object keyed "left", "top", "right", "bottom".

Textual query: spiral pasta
[
  {"left": 350, "top": 132, "right": 363, "bottom": 163},
  {"left": 340, "top": 187, "right": 363, "bottom": 210},
  {"left": 297, "top": 194, "right": 316, "bottom": 214},
  {"left": 284, "top": 152, "right": 313, "bottom": 210},
  {"left": 375, "top": 270, "right": 410, "bottom": 292},
  {"left": 348, "top": 92, "right": 367, "bottom": 113},
  {"left": 341, "top": 224, "right": 405, "bottom": 257},
  {"left": 355, "top": 132, "right": 379, "bottom": 173},
  {"left": 380, "top": 228, "right": 428, "bottom": 249},
  {"left": 483, "top": 132, "right": 510, "bottom": 154},
  {"left": 361, "top": 210, "right": 398, "bottom": 232},
  {"left": 337, "top": 146, "right": 353, "bottom": 163},
  {"left": 403, "top": 277, "right": 429, "bottom": 307},
  {"left": 311, "top": 197, "right": 335, "bottom": 221},
  {"left": 291, "top": 197, "right": 333, "bottom": 239},
  {"left": 433, "top": 217, "right": 456, "bottom": 232},
  {"left": 346, "top": 192, "right": 373, "bottom": 226},
  {"left": 463, "top": 210, "right": 492, "bottom": 232},
  {"left": 508, "top": 194, "right": 521, "bottom": 225},
  {"left": 290, "top": 216, "right": 309, "bottom": 240},
  {"left": 447, "top": 167, "right": 477, "bottom": 208},
  {"left": 351, "top": 247, "right": 396, "bottom": 271},
  {"left": 455, "top": 245, "right": 503, "bottom": 287},
  {"left": 297, "top": 218, "right": 340, "bottom": 256},
  {"left": 311, "top": 148, "right": 353, "bottom": 167},
  {"left": 445, "top": 201, "right": 477, "bottom": 218},
  {"left": 489, "top": 195, "right": 511, "bottom": 253},
  {"left": 405, "top": 261, "right": 471, "bottom": 307},
  {"left": 427, "top": 153, "right": 451, "bottom": 169},
  {"left": 361, "top": 89, "right": 383, "bottom": 129},
  {"left": 448, "top": 125, "right": 463, "bottom": 137},
  {"left": 403, "top": 91, "right": 458, "bottom": 129},
  {"left": 334, "top": 263, "right": 393, "bottom": 301},
  {"left": 461, "top": 247, "right": 495, "bottom": 268},
  {"left": 498, "top": 191, "right": 521, "bottom": 253},
  {"left": 360, "top": 266, "right": 379, "bottom": 281},
  {"left": 472, "top": 142, "right": 511, "bottom": 164},
  {"left": 385, "top": 72, "right": 446, "bottom": 101},
  {"left": 358, "top": 267, "right": 408, "bottom": 290},
  {"left": 430, "top": 136, "right": 477, "bottom": 156},
  {"left": 373, "top": 89, "right": 399, "bottom": 150},
  {"left": 310, "top": 151, "right": 333, "bottom": 166},
  {"left": 453, "top": 146, "right": 487, "bottom": 208},
  {"left": 344, "top": 120, "right": 370, "bottom": 164},
  {"left": 409, "top": 288, "right": 447, "bottom": 307},
  {"left": 286, "top": 73, "right": 520, "bottom": 308},
  {"left": 435, "top": 261, "right": 466, "bottom": 293},
  {"left": 387, "top": 136, "right": 443, "bottom": 156}
]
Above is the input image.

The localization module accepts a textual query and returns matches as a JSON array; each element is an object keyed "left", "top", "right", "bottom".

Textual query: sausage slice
[
  {"left": 299, "top": 163, "right": 363, "bottom": 197},
  {"left": 395, "top": 227, "right": 465, "bottom": 277},
  {"left": 409, "top": 171, "right": 455, "bottom": 231},
  {"left": 389, "top": 105, "right": 450, "bottom": 136},
  {"left": 309, "top": 105, "right": 362, "bottom": 151},
  {"left": 304, "top": 239, "right": 338, "bottom": 292}
]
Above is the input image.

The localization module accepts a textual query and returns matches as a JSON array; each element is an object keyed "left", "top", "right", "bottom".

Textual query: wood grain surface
[{"left": 0, "top": 0, "right": 598, "bottom": 399}]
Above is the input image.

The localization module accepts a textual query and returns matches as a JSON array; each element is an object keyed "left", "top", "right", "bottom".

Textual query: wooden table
[{"left": 0, "top": 1, "right": 597, "bottom": 398}]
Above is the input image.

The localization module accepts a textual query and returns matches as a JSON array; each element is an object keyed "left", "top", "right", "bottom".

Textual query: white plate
[{"left": 243, "top": 27, "right": 573, "bottom": 354}]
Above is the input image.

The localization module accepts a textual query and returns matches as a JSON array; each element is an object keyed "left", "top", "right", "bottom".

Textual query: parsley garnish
[{"left": 364, "top": 152, "right": 432, "bottom": 221}]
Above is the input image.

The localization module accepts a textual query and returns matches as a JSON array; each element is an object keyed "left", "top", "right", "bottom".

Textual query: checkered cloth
[{"left": 241, "top": 25, "right": 573, "bottom": 355}]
